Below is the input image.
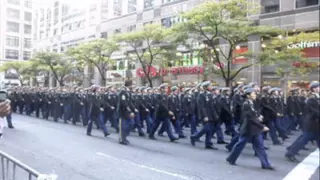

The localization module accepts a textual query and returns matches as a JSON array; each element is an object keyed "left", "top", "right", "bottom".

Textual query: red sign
[
  {"left": 136, "top": 66, "right": 204, "bottom": 77},
  {"left": 302, "top": 47, "right": 320, "bottom": 58},
  {"left": 233, "top": 46, "right": 248, "bottom": 64}
]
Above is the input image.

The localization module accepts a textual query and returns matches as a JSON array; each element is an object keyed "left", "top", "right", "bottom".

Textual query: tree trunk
[
  {"left": 59, "top": 80, "right": 64, "bottom": 87},
  {"left": 146, "top": 76, "right": 153, "bottom": 87},
  {"left": 101, "top": 78, "right": 106, "bottom": 86},
  {"left": 225, "top": 78, "right": 231, "bottom": 87},
  {"left": 44, "top": 75, "right": 49, "bottom": 87}
]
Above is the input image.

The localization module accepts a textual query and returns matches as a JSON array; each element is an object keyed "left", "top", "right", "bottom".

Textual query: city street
[{"left": 0, "top": 114, "right": 318, "bottom": 180}]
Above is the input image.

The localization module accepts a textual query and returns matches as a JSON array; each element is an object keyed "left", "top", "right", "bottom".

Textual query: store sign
[
  {"left": 136, "top": 66, "right": 204, "bottom": 77},
  {"left": 287, "top": 41, "right": 320, "bottom": 49}
]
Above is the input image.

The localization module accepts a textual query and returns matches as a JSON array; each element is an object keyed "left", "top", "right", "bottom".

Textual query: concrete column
[
  {"left": 83, "top": 65, "right": 90, "bottom": 87},
  {"left": 248, "top": 35, "right": 262, "bottom": 85},
  {"left": 49, "top": 74, "right": 56, "bottom": 88},
  {"left": 108, "top": 0, "right": 115, "bottom": 18},
  {"left": 29, "top": 77, "right": 33, "bottom": 86},
  {"left": 121, "top": 0, "right": 128, "bottom": 15},
  {"left": 135, "top": 60, "right": 143, "bottom": 86},
  {"left": 93, "top": 67, "right": 102, "bottom": 85}
]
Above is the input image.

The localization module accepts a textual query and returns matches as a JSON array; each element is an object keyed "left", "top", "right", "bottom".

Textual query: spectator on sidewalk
[{"left": 0, "top": 100, "right": 12, "bottom": 137}]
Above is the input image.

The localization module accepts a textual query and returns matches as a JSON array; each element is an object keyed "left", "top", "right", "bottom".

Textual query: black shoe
[
  {"left": 226, "top": 159, "right": 236, "bottom": 166},
  {"left": 8, "top": 126, "right": 14, "bottom": 129},
  {"left": 217, "top": 141, "right": 228, "bottom": 144},
  {"left": 190, "top": 137, "right": 196, "bottom": 146},
  {"left": 149, "top": 135, "right": 157, "bottom": 140},
  {"left": 139, "top": 133, "right": 145, "bottom": 137},
  {"left": 273, "top": 142, "right": 282, "bottom": 145},
  {"left": 104, "top": 132, "right": 110, "bottom": 137},
  {"left": 119, "top": 141, "right": 128, "bottom": 145},
  {"left": 262, "top": 166, "right": 275, "bottom": 170},
  {"left": 158, "top": 133, "right": 165, "bottom": 137},
  {"left": 285, "top": 155, "right": 299, "bottom": 162},
  {"left": 264, "top": 146, "right": 269, "bottom": 150},
  {"left": 302, "top": 147, "right": 309, "bottom": 151},
  {"left": 170, "top": 137, "right": 179, "bottom": 142},
  {"left": 205, "top": 146, "right": 218, "bottom": 150},
  {"left": 179, "top": 135, "right": 186, "bottom": 139},
  {"left": 86, "top": 133, "right": 91, "bottom": 136}
]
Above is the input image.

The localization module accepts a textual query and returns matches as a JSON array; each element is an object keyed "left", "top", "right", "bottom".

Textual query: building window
[
  {"left": 24, "top": 0, "right": 32, "bottom": 8},
  {"left": 114, "top": 28, "right": 121, "bottom": 34},
  {"left": 296, "top": 0, "right": 319, "bottom": 8},
  {"left": 143, "top": 21, "right": 153, "bottom": 26},
  {"left": 118, "top": 61, "right": 125, "bottom": 70},
  {"left": 54, "top": 8, "right": 59, "bottom": 24},
  {"left": 5, "top": 49, "right": 19, "bottom": 60},
  {"left": 162, "top": 0, "right": 178, "bottom": 4},
  {"left": 161, "top": 17, "right": 172, "bottom": 28},
  {"left": 24, "top": 12, "right": 32, "bottom": 21},
  {"left": 144, "top": 0, "right": 154, "bottom": 8},
  {"left": 6, "top": 21, "right": 19, "bottom": 33},
  {"left": 24, "top": 24, "right": 31, "bottom": 34},
  {"left": 128, "top": 62, "right": 136, "bottom": 70},
  {"left": 7, "top": 0, "right": 20, "bottom": 5},
  {"left": 53, "top": 28, "right": 58, "bottom": 35},
  {"left": 127, "top": 25, "right": 136, "bottom": 32},
  {"left": 6, "top": 36, "right": 19, "bottom": 47},
  {"left": 7, "top": 8, "right": 20, "bottom": 20},
  {"left": 101, "top": 32, "right": 108, "bottom": 38},
  {"left": 261, "top": 0, "right": 280, "bottom": 13},
  {"left": 23, "top": 51, "right": 31, "bottom": 60},
  {"left": 24, "top": 38, "right": 31, "bottom": 48}
]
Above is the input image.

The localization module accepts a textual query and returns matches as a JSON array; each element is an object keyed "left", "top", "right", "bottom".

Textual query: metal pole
[
  {"left": 6, "top": 159, "right": 9, "bottom": 180},
  {"left": 1, "top": 157, "right": 5, "bottom": 180},
  {"left": 12, "top": 164, "right": 16, "bottom": 180}
]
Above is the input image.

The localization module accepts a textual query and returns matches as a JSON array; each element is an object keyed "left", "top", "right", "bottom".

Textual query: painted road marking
[
  {"left": 283, "top": 149, "right": 319, "bottom": 180},
  {"left": 96, "top": 152, "right": 194, "bottom": 180}
]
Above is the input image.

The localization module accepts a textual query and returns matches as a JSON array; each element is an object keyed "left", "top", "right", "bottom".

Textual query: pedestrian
[
  {"left": 0, "top": 100, "right": 11, "bottom": 137},
  {"left": 226, "top": 88, "right": 274, "bottom": 170}
]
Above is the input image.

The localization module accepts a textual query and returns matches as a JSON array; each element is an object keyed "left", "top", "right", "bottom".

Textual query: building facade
[
  {"left": 0, "top": 0, "right": 33, "bottom": 88},
  {"left": 32, "top": 0, "right": 320, "bottom": 87}
]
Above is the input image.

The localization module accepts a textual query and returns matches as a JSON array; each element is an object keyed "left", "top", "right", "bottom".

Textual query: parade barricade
[{"left": 0, "top": 150, "right": 57, "bottom": 180}]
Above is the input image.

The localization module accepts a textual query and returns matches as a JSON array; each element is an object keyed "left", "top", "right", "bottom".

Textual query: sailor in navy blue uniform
[{"left": 226, "top": 88, "right": 274, "bottom": 170}]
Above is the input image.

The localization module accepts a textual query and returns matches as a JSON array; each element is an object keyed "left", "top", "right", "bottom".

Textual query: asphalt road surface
[{"left": 0, "top": 114, "right": 318, "bottom": 180}]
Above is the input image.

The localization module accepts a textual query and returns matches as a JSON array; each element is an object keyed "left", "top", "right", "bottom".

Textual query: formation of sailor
[{"left": 7, "top": 80, "right": 319, "bottom": 169}]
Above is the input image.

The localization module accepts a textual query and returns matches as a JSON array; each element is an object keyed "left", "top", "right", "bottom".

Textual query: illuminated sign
[
  {"left": 288, "top": 41, "right": 320, "bottom": 49},
  {"left": 136, "top": 66, "right": 204, "bottom": 77}
]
